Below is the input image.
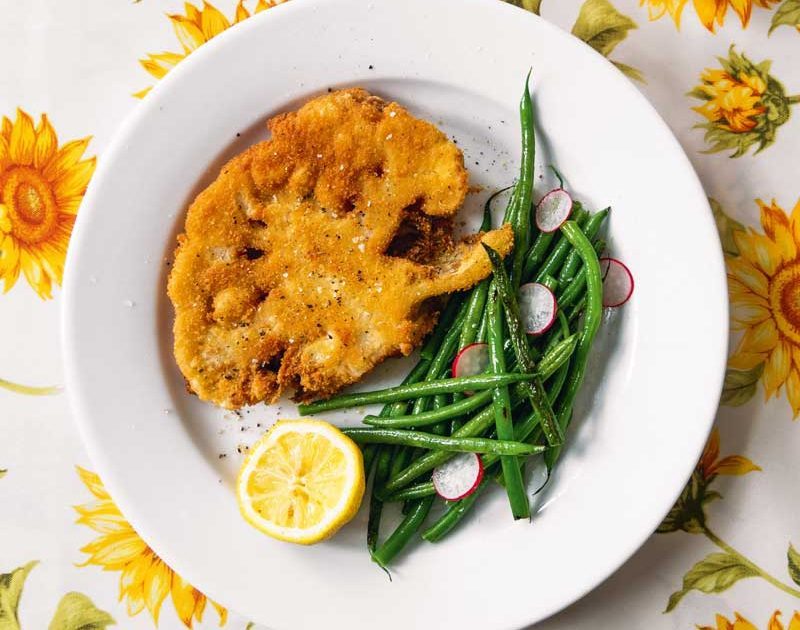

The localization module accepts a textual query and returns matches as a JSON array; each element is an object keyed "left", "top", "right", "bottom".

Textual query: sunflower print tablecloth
[{"left": 1, "top": 0, "right": 799, "bottom": 628}]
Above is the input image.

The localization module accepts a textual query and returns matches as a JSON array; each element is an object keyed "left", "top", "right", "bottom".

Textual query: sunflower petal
[
  {"left": 34, "top": 114, "right": 58, "bottom": 170},
  {"left": 789, "top": 200, "right": 800, "bottom": 246},
  {"left": 143, "top": 558, "right": 173, "bottom": 624},
  {"left": 133, "top": 87, "right": 152, "bottom": 100},
  {"left": 758, "top": 199, "right": 797, "bottom": 262},
  {"left": 0, "top": 232, "right": 20, "bottom": 277},
  {"left": 20, "top": 248, "right": 52, "bottom": 300},
  {"left": 786, "top": 369, "right": 800, "bottom": 419},
  {"left": 0, "top": 204, "right": 11, "bottom": 234},
  {"left": 787, "top": 611, "right": 800, "bottom": 630},
  {"left": 170, "top": 14, "right": 207, "bottom": 53},
  {"left": 715, "top": 0, "right": 728, "bottom": 26},
  {"left": 53, "top": 157, "right": 96, "bottom": 200},
  {"left": 727, "top": 256, "right": 769, "bottom": 298},
  {"left": 730, "top": 297, "right": 771, "bottom": 328},
  {"left": 1, "top": 116, "right": 12, "bottom": 141},
  {"left": 734, "top": 229, "right": 781, "bottom": 276},
  {"left": 184, "top": 1, "right": 201, "bottom": 22},
  {"left": 768, "top": 610, "right": 785, "bottom": 630},
  {"left": 43, "top": 137, "right": 91, "bottom": 181},
  {"left": 729, "top": 0, "right": 752, "bottom": 26},
  {"left": 200, "top": 1, "right": 231, "bottom": 40},
  {"left": 713, "top": 454, "right": 761, "bottom": 475},
  {"left": 211, "top": 599, "right": 228, "bottom": 625},
  {"left": 764, "top": 340, "right": 792, "bottom": 399},
  {"left": 119, "top": 550, "right": 154, "bottom": 598},
  {"left": 732, "top": 612, "right": 759, "bottom": 630},
  {"left": 727, "top": 351, "right": 766, "bottom": 370},
  {"left": 80, "top": 532, "right": 149, "bottom": 570},
  {"left": 737, "top": 318, "right": 779, "bottom": 354},
  {"left": 53, "top": 193, "right": 83, "bottom": 217},
  {"left": 9, "top": 109, "right": 36, "bottom": 165},
  {"left": 235, "top": 0, "right": 250, "bottom": 21},
  {"left": 171, "top": 574, "right": 203, "bottom": 627},
  {"left": 699, "top": 426, "right": 720, "bottom": 477},
  {"left": 693, "top": 0, "right": 720, "bottom": 30}
]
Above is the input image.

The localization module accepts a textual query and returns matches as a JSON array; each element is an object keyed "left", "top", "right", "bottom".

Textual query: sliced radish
[
  {"left": 452, "top": 342, "right": 489, "bottom": 379},
  {"left": 432, "top": 453, "right": 484, "bottom": 501},
  {"left": 519, "top": 282, "right": 557, "bottom": 335},
  {"left": 600, "top": 257, "right": 634, "bottom": 307},
  {"left": 536, "top": 188, "right": 573, "bottom": 233}
]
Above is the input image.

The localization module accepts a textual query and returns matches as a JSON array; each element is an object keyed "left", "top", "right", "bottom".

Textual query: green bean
[
  {"left": 539, "top": 274, "right": 558, "bottom": 292},
  {"left": 475, "top": 309, "right": 489, "bottom": 343},
  {"left": 362, "top": 445, "right": 378, "bottom": 475},
  {"left": 484, "top": 245, "right": 562, "bottom": 447},
  {"left": 524, "top": 231, "right": 556, "bottom": 277},
  {"left": 371, "top": 496, "right": 434, "bottom": 568},
  {"left": 367, "top": 447, "right": 392, "bottom": 551},
  {"left": 557, "top": 238, "right": 606, "bottom": 310},
  {"left": 383, "top": 480, "right": 436, "bottom": 502},
  {"left": 371, "top": 334, "right": 572, "bottom": 431},
  {"left": 545, "top": 220, "right": 603, "bottom": 470},
  {"left": 531, "top": 208, "right": 589, "bottom": 284},
  {"left": 486, "top": 284, "right": 530, "bottom": 519},
  {"left": 422, "top": 479, "right": 489, "bottom": 542},
  {"left": 299, "top": 372, "right": 535, "bottom": 414},
  {"left": 383, "top": 384, "right": 532, "bottom": 491},
  {"left": 536, "top": 333, "right": 578, "bottom": 380},
  {"left": 458, "top": 281, "right": 489, "bottom": 353},
  {"left": 425, "top": 362, "right": 573, "bottom": 541},
  {"left": 364, "top": 389, "right": 493, "bottom": 428},
  {"left": 557, "top": 208, "right": 609, "bottom": 285},
  {"left": 390, "top": 445, "right": 413, "bottom": 479},
  {"left": 383, "top": 356, "right": 432, "bottom": 417},
  {"left": 343, "top": 427, "right": 543, "bottom": 456},
  {"left": 511, "top": 73, "right": 535, "bottom": 286}
]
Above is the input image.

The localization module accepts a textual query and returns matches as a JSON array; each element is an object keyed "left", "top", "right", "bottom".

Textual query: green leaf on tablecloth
[
  {"left": 787, "top": 543, "right": 800, "bottom": 588},
  {"left": 710, "top": 198, "right": 746, "bottom": 257},
  {"left": 770, "top": 0, "right": 800, "bottom": 34},
  {"left": 665, "top": 552, "right": 758, "bottom": 612},
  {"left": 613, "top": 61, "right": 646, "bottom": 83},
  {"left": 721, "top": 363, "right": 764, "bottom": 407},
  {"left": 0, "top": 561, "right": 38, "bottom": 630},
  {"left": 571, "top": 0, "right": 644, "bottom": 82},
  {"left": 48, "top": 592, "right": 115, "bottom": 630},
  {"left": 504, "top": 0, "right": 542, "bottom": 13},
  {"left": 572, "top": 0, "right": 636, "bottom": 57},
  {"left": 0, "top": 470, "right": 5, "bottom": 479}
]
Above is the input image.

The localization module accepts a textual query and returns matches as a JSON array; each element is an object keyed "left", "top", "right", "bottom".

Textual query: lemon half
[{"left": 237, "top": 419, "right": 365, "bottom": 545}]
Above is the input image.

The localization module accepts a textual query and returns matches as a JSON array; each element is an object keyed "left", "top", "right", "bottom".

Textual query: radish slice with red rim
[
  {"left": 535, "top": 189, "right": 573, "bottom": 233},
  {"left": 432, "top": 452, "right": 484, "bottom": 501},
  {"left": 519, "top": 282, "right": 557, "bottom": 335},
  {"left": 452, "top": 342, "right": 489, "bottom": 379},
  {"left": 600, "top": 257, "right": 634, "bottom": 307}
]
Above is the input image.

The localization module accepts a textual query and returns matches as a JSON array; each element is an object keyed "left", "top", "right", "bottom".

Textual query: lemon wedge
[{"left": 237, "top": 419, "right": 365, "bottom": 544}]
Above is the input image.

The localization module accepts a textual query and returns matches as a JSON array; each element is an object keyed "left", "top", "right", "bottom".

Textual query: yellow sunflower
[
  {"left": 0, "top": 109, "right": 95, "bottom": 299},
  {"left": 74, "top": 466, "right": 227, "bottom": 627},
  {"left": 728, "top": 199, "right": 800, "bottom": 417},
  {"left": 135, "top": 0, "right": 286, "bottom": 98},
  {"left": 641, "top": 0, "right": 778, "bottom": 31},
  {"left": 693, "top": 68, "right": 766, "bottom": 133},
  {"left": 697, "top": 610, "right": 800, "bottom": 630}
]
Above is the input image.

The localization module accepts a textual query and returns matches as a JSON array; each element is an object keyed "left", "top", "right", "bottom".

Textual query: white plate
[{"left": 62, "top": 0, "right": 727, "bottom": 628}]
